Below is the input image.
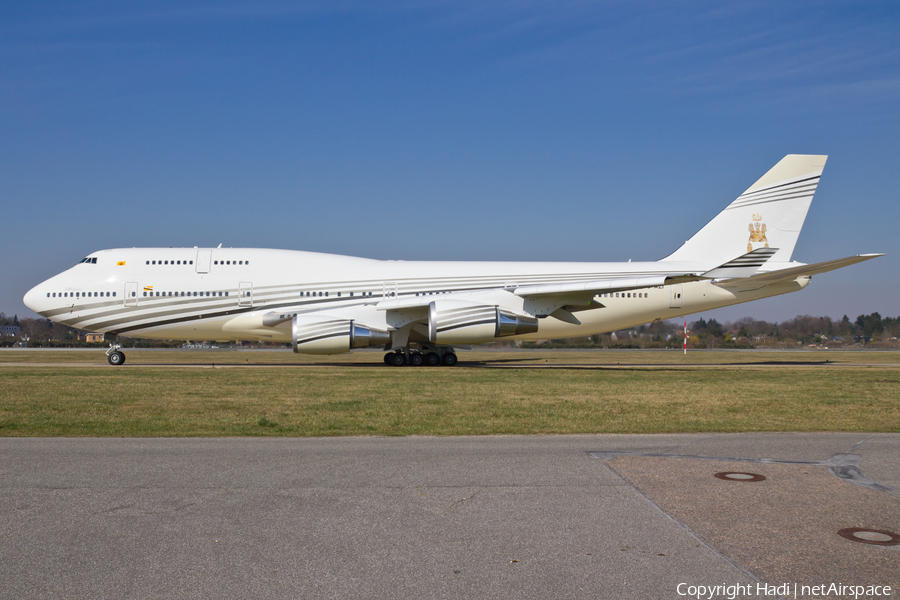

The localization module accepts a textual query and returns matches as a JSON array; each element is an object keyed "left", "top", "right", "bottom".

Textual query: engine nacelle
[
  {"left": 428, "top": 300, "right": 538, "bottom": 345},
  {"left": 292, "top": 315, "right": 390, "bottom": 354}
]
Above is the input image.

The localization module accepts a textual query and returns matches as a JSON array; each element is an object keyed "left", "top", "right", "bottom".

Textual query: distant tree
[
  {"left": 856, "top": 313, "right": 884, "bottom": 339},
  {"left": 837, "top": 315, "right": 853, "bottom": 337},
  {"left": 706, "top": 319, "right": 724, "bottom": 339},
  {"left": 883, "top": 317, "right": 898, "bottom": 338},
  {"left": 691, "top": 318, "right": 708, "bottom": 331}
]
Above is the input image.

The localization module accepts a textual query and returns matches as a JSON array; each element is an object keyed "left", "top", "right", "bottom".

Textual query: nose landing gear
[{"left": 106, "top": 342, "right": 125, "bottom": 366}]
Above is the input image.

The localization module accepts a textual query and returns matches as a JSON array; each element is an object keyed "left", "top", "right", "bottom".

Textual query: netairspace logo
[{"left": 676, "top": 582, "right": 893, "bottom": 599}]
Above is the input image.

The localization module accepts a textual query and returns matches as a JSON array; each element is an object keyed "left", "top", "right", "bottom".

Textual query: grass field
[
  {"left": 1, "top": 349, "right": 898, "bottom": 436},
  {"left": 4, "top": 347, "right": 900, "bottom": 365}
]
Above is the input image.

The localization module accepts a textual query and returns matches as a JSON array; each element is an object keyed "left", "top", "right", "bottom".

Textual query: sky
[{"left": 2, "top": 0, "right": 898, "bottom": 325}]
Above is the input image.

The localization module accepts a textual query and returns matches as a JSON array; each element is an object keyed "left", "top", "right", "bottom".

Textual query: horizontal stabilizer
[
  {"left": 703, "top": 247, "right": 779, "bottom": 279},
  {"left": 736, "top": 254, "right": 883, "bottom": 284}
]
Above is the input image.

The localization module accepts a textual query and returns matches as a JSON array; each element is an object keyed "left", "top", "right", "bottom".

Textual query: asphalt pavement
[{"left": 1, "top": 434, "right": 897, "bottom": 599}]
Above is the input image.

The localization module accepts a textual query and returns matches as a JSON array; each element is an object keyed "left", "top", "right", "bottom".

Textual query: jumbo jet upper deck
[{"left": 24, "top": 155, "right": 881, "bottom": 366}]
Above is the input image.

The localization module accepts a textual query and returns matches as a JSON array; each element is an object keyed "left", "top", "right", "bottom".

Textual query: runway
[
  {"left": 2, "top": 361, "right": 898, "bottom": 369},
  {"left": 1, "top": 434, "right": 898, "bottom": 599}
]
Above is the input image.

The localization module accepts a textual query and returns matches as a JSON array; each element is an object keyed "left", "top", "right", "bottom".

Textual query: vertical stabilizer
[{"left": 663, "top": 155, "right": 827, "bottom": 266}]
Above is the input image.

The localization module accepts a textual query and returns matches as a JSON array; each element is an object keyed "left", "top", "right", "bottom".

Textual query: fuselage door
[
  {"left": 382, "top": 281, "right": 398, "bottom": 298},
  {"left": 196, "top": 250, "right": 212, "bottom": 273},
  {"left": 125, "top": 282, "right": 138, "bottom": 307},
  {"left": 239, "top": 282, "right": 253, "bottom": 307},
  {"left": 669, "top": 284, "right": 683, "bottom": 309}
]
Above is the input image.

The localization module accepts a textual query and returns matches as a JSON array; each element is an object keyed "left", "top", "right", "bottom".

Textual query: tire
[
  {"left": 108, "top": 351, "right": 125, "bottom": 366},
  {"left": 409, "top": 353, "right": 424, "bottom": 366},
  {"left": 441, "top": 353, "right": 458, "bottom": 367},
  {"left": 383, "top": 353, "right": 394, "bottom": 365},
  {"left": 389, "top": 352, "right": 406, "bottom": 367},
  {"left": 424, "top": 352, "right": 440, "bottom": 366}
]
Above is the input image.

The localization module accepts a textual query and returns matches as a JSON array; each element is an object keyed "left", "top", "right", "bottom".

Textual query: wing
[{"left": 372, "top": 271, "right": 706, "bottom": 330}]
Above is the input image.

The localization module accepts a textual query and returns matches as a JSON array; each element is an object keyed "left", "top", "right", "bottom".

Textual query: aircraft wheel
[
  {"left": 424, "top": 352, "right": 440, "bottom": 366},
  {"left": 383, "top": 353, "right": 394, "bottom": 365},
  {"left": 409, "top": 352, "right": 424, "bottom": 367},
  {"left": 441, "top": 353, "right": 458, "bottom": 367},
  {"left": 108, "top": 351, "right": 125, "bottom": 366},
  {"left": 389, "top": 352, "right": 407, "bottom": 367}
]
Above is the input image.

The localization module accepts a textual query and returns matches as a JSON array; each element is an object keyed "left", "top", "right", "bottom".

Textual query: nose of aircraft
[{"left": 23, "top": 284, "right": 43, "bottom": 314}]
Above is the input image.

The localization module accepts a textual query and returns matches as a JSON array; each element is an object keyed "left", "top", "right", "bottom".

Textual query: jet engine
[
  {"left": 428, "top": 300, "right": 538, "bottom": 345},
  {"left": 292, "top": 315, "right": 390, "bottom": 354}
]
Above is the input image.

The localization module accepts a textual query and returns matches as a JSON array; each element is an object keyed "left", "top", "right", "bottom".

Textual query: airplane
[{"left": 23, "top": 154, "right": 881, "bottom": 367}]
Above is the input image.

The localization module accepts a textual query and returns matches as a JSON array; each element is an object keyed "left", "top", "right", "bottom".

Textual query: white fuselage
[{"left": 23, "top": 247, "right": 808, "bottom": 346}]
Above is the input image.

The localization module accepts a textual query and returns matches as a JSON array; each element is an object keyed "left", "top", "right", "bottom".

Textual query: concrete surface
[{"left": 0, "top": 434, "right": 897, "bottom": 599}]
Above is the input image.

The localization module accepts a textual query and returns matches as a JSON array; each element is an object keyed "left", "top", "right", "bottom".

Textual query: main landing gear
[
  {"left": 106, "top": 343, "right": 126, "bottom": 366},
  {"left": 384, "top": 347, "right": 458, "bottom": 367}
]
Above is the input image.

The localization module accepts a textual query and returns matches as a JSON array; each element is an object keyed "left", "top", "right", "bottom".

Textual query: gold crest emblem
[{"left": 747, "top": 213, "right": 768, "bottom": 252}]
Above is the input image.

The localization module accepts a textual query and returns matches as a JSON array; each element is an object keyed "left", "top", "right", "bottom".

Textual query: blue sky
[{"left": 3, "top": 1, "right": 898, "bottom": 324}]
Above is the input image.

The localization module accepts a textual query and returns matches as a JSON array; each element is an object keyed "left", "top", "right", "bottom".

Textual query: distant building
[
  {"left": 84, "top": 333, "right": 105, "bottom": 343},
  {"left": 1, "top": 325, "right": 20, "bottom": 337}
]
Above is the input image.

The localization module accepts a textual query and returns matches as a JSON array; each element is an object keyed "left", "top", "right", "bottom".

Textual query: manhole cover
[
  {"left": 714, "top": 472, "right": 766, "bottom": 482},
  {"left": 838, "top": 528, "right": 900, "bottom": 546}
]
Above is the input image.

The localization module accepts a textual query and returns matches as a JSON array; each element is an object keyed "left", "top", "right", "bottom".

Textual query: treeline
[
  {"left": 3, "top": 312, "right": 899, "bottom": 350},
  {"left": 515, "top": 313, "right": 900, "bottom": 350},
  {"left": 0, "top": 313, "right": 181, "bottom": 348}
]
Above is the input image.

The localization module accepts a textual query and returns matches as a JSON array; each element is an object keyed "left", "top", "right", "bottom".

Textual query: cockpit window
[{"left": 76, "top": 257, "right": 98, "bottom": 265}]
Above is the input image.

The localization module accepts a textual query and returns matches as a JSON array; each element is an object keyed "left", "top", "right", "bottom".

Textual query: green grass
[
  {"left": 3, "top": 347, "right": 900, "bottom": 365},
  {"left": 1, "top": 350, "right": 899, "bottom": 436}
]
